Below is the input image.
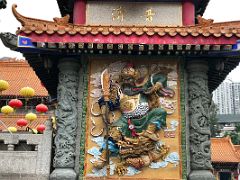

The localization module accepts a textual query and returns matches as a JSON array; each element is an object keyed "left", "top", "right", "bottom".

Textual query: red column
[
  {"left": 73, "top": 0, "right": 86, "bottom": 24},
  {"left": 182, "top": 0, "right": 195, "bottom": 26}
]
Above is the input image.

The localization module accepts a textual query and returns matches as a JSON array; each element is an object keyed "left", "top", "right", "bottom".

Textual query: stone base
[
  {"left": 189, "top": 170, "right": 216, "bottom": 180},
  {"left": 50, "top": 168, "right": 76, "bottom": 180},
  {"left": 0, "top": 174, "right": 48, "bottom": 180}
]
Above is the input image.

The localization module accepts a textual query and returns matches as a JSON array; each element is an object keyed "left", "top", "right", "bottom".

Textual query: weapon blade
[{"left": 101, "top": 69, "right": 110, "bottom": 101}]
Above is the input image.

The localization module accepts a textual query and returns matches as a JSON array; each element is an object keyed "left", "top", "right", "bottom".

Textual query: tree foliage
[
  {"left": 209, "top": 100, "right": 218, "bottom": 137},
  {"left": 0, "top": 0, "right": 7, "bottom": 9},
  {"left": 224, "top": 123, "right": 240, "bottom": 145}
]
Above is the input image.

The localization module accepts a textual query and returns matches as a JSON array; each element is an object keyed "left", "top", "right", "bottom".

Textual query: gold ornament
[{"left": 112, "top": 6, "right": 124, "bottom": 22}]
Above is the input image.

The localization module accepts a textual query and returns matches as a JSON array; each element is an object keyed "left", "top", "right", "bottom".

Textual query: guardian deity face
[{"left": 121, "top": 65, "right": 140, "bottom": 86}]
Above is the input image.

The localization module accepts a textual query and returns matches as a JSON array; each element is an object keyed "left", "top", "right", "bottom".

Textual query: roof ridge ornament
[
  {"left": 197, "top": 15, "right": 214, "bottom": 26},
  {"left": 53, "top": 15, "right": 70, "bottom": 25},
  {"left": 12, "top": 4, "right": 55, "bottom": 26}
]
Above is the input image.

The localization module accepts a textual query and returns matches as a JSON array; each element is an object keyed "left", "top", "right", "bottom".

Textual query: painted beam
[
  {"left": 20, "top": 32, "right": 238, "bottom": 45},
  {"left": 182, "top": 0, "right": 195, "bottom": 26},
  {"left": 73, "top": 0, "right": 86, "bottom": 24}
]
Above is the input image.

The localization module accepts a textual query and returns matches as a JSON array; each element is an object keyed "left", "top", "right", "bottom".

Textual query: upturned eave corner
[{"left": 12, "top": 4, "right": 67, "bottom": 28}]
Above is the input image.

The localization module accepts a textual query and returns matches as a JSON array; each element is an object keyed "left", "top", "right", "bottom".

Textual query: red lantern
[
  {"left": 9, "top": 99, "right": 23, "bottom": 109},
  {"left": 37, "top": 124, "right": 46, "bottom": 133},
  {"left": 16, "top": 119, "right": 28, "bottom": 127},
  {"left": 36, "top": 104, "right": 48, "bottom": 113}
]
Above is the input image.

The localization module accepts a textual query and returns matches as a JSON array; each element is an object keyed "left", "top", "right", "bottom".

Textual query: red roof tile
[
  {"left": 211, "top": 137, "right": 240, "bottom": 163},
  {"left": 234, "top": 145, "right": 240, "bottom": 158},
  {"left": 0, "top": 59, "right": 48, "bottom": 97}
]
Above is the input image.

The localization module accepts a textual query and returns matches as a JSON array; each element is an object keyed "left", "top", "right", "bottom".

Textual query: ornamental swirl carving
[
  {"left": 53, "top": 69, "right": 79, "bottom": 168},
  {"left": 0, "top": 33, "right": 17, "bottom": 50},
  {"left": 188, "top": 62, "right": 213, "bottom": 170}
]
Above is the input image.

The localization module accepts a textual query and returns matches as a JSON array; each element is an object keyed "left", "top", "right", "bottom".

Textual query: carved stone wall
[
  {"left": 50, "top": 58, "right": 80, "bottom": 180},
  {"left": 187, "top": 60, "right": 215, "bottom": 180}
]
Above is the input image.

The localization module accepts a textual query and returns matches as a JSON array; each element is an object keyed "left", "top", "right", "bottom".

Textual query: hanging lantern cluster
[
  {"left": 20, "top": 87, "right": 35, "bottom": 98},
  {"left": 0, "top": 85, "right": 49, "bottom": 133},
  {"left": 0, "top": 80, "right": 9, "bottom": 93},
  {"left": 36, "top": 104, "right": 48, "bottom": 113},
  {"left": 1, "top": 105, "right": 14, "bottom": 115},
  {"left": 25, "top": 112, "right": 37, "bottom": 122},
  {"left": 8, "top": 99, "right": 23, "bottom": 109}
]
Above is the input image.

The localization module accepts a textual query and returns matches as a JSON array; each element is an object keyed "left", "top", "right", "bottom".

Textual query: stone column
[
  {"left": 50, "top": 58, "right": 80, "bottom": 180},
  {"left": 187, "top": 60, "right": 215, "bottom": 180}
]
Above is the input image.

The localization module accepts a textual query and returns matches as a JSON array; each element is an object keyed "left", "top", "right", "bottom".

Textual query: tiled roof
[
  {"left": 13, "top": 4, "right": 240, "bottom": 38},
  {"left": 0, "top": 59, "right": 48, "bottom": 97},
  {"left": 0, "top": 114, "right": 49, "bottom": 131},
  {"left": 234, "top": 145, "right": 240, "bottom": 157},
  {"left": 211, "top": 137, "right": 240, "bottom": 163}
]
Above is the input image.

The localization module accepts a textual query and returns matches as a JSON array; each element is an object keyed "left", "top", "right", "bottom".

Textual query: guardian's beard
[{"left": 121, "top": 83, "right": 144, "bottom": 96}]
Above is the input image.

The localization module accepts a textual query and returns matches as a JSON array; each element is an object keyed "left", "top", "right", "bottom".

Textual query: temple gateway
[{"left": 1, "top": 0, "right": 240, "bottom": 179}]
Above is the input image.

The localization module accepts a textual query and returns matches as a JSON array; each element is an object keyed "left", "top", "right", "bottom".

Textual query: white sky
[
  {"left": 0, "top": 0, "right": 60, "bottom": 58},
  {"left": 0, "top": 0, "right": 240, "bottom": 81}
]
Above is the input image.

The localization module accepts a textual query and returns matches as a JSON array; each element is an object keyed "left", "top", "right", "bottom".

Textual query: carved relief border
[
  {"left": 53, "top": 60, "right": 80, "bottom": 168},
  {"left": 78, "top": 60, "right": 89, "bottom": 179},
  {"left": 187, "top": 61, "right": 213, "bottom": 171}
]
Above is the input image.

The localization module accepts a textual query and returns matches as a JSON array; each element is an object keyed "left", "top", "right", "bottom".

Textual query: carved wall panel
[{"left": 79, "top": 56, "right": 185, "bottom": 179}]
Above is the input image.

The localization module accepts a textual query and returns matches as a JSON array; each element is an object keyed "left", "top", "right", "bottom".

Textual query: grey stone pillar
[
  {"left": 187, "top": 60, "right": 215, "bottom": 180},
  {"left": 50, "top": 58, "right": 80, "bottom": 180},
  {"left": 36, "top": 120, "right": 53, "bottom": 179}
]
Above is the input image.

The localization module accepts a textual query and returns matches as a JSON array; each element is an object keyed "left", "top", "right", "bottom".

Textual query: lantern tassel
[{"left": 25, "top": 98, "right": 28, "bottom": 110}]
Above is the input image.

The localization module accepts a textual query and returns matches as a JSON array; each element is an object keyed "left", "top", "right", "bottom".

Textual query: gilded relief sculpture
[{"left": 87, "top": 61, "right": 180, "bottom": 177}]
